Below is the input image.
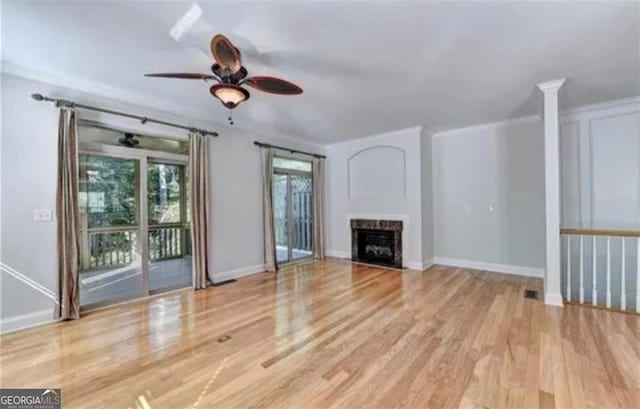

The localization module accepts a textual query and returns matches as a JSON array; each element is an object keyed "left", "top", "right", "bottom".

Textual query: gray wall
[
  {"left": 0, "top": 73, "right": 323, "bottom": 327},
  {"left": 420, "top": 129, "right": 434, "bottom": 263},
  {"left": 431, "top": 97, "right": 640, "bottom": 306},
  {"left": 432, "top": 119, "right": 546, "bottom": 270}
]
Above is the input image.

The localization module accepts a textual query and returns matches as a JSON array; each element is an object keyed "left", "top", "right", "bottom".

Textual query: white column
[
  {"left": 538, "top": 78, "right": 566, "bottom": 307},
  {"left": 606, "top": 236, "right": 612, "bottom": 308},
  {"left": 621, "top": 238, "right": 626, "bottom": 310}
]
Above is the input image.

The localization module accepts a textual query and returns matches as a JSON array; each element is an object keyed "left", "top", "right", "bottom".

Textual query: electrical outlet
[{"left": 34, "top": 209, "right": 53, "bottom": 222}]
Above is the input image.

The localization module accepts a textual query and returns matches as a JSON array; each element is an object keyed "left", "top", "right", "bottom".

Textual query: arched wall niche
[{"left": 347, "top": 145, "right": 406, "bottom": 199}]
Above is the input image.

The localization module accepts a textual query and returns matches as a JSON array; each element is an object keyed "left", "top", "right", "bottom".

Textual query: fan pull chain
[{"left": 228, "top": 109, "right": 234, "bottom": 126}]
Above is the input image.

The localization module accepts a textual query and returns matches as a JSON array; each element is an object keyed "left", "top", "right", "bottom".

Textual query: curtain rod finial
[{"left": 31, "top": 93, "right": 45, "bottom": 101}]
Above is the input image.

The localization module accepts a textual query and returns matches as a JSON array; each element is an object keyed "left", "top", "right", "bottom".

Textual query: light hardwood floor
[{"left": 1, "top": 259, "right": 638, "bottom": 408}]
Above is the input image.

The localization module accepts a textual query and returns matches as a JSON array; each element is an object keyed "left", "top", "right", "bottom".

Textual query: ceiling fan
[
  {"left": 145, "top": 34, "right": 303, "bottom": 124},
  {"left": 118, "top": 132, "right": 140, "bottom": 148}
]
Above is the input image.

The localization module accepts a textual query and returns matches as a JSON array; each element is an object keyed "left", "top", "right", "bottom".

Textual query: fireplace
[{"left": 351, "top": 219, "right": 402, "bottom": 268}]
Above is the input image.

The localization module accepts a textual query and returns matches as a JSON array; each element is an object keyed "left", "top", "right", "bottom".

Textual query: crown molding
[
  {"left": 431, "top": 114, "right": 542, "bottom": 138},
  {"left": 1, "top": 60, "right": 216, "bottom": 121},
  {"left": 561, "top": 95, "right": 640, "bottom": 117},
  {"left": 537, "top": 78, "right": 566, "bottom": 92},
  {"left": 0, "top": 61, "right": 324, "bottom": 149},
  {"left": 325, "top": 125, "right": 424, "bottom": 148},
  {"left": 430, "top": 94, "right": 640, "bottom": 138}
]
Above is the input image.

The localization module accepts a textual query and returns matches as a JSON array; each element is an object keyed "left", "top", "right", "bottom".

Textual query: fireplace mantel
[{"left": 350, "top": 219, "right": 403, "bottom": 231}]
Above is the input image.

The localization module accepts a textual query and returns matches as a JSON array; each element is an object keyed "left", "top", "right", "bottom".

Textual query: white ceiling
[{"left": 3, "top": 1, "right": 639, "bottom": 144}]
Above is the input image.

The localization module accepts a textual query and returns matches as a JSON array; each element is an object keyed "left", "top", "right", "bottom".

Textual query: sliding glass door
[
  {"left": 78, "top": 137, "right": 190, "bottom": 309},
  {"left": 78, "top": 154, "right": 145, "bottom": 307},
  {"left": 273, "top": 157, "right": 313, "bottom": 264}
]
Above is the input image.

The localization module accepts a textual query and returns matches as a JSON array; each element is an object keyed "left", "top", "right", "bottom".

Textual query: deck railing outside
[
  {"left": 560, "top": 227, "right": 640, "bottom": 313},
  {"left": 148, "top": 224, "right": 190, "bottom": 261},
  {"left": 87, "top": 224, "right": 190, "bottom": 269}
]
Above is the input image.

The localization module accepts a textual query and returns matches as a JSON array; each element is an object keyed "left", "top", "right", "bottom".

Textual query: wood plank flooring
[{"left": 1, "top": 259, "right": 638, "bottom": 408}]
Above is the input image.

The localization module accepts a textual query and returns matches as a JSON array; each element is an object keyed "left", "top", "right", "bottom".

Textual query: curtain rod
[
  {"left": 30, "top": 93, "right": 219, "bottom": 137},
  {"left": 253, "top": 141, "right": 326, "bottom": 159}
]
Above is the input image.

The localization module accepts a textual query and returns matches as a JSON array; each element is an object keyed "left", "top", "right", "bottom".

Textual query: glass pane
[
  {"left": 148, "top": 163, "right": 183, "bottom": 225},
  {"left": 273, "top": 157, "right": 312, "bottom": 172},
  {"left": 273, "top": 174, "right": 289, "bottom": 263},
  {"left": 79, "top": 155, "right": 137, "bottom": 227},
  {"left": 88, "top": 230, "right": 137, "bottom": 269},
  {"left": 186, "top": 168, "right": 191, "bottom": 223},
  {"left": 291, "top": 175, "right": 313, "bottom": 260},
  {"left": 148, "top": 162, "right": 191, "bottom": 293},
  {"left": 148, "top": 226, "right": 192, "bottom": 293},
  {"left": 79, "top": 230, "right": 144, "bottom": 307},
  {"left": 78, "top": 155, "right": 144, "bottom": 308}
]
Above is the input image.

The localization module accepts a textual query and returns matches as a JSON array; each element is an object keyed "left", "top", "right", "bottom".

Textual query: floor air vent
[{"left": 524, "top": 289, "right": 538, "bottom": 299}]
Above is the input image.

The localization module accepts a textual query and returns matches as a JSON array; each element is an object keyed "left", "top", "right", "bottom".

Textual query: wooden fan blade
[
  {"left": 210, "top": 34, "right": 242, "bottom": 74},
  {"left": 145, "top": 73, "right": 217, "bottom": 80},
  {"left": 244, "top": 76, "right": 303, "bottom": 95}
]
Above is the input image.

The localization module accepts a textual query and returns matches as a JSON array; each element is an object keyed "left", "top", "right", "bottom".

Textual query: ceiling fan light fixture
[{"left": 209, "top": 84, "right": 250, "bottom": 109}]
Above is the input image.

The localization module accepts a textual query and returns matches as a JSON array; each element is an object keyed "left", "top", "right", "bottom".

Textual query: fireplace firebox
[{"left": 351, "top": 219, "right": 402, "bottom": 268}]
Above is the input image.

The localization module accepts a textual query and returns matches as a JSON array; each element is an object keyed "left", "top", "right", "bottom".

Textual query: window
[
  {"left": 79, "top": 155, "right": 137, "bottom": 227},
  {"left": 147, "top": 163, "right": 184, "bottom": 225},
  {"left": 273, "top": 157, "right": 312, "bottom": 172}
]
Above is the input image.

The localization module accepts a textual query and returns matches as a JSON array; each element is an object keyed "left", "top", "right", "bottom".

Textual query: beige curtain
[
  {"left": 312, "top": 158, "right": 326, "bottom": 259},
  {"left": 189, "top": 132, "right": 211, "bottom": 289},
  {"left": 262, "top": 148, "right": 278, "bottom": 272},
  {"left": 56, "top": 107, "right": 80, "bottom": 320}
]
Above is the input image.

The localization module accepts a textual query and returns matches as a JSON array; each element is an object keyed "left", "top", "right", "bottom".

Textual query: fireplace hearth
[{"left": 351, "top": 219, "right": 402, "bottom": 268}]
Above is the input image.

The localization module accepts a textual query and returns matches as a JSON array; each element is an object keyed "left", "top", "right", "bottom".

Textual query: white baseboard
[
  {"left": 212, "top": 264, "right": 265, "bottom": 283},
  {"left": 327, "top": 251, "right": 434, "bottom": 272},
  {"left": 326, "top": 249, "right": 349, "bottom": 259},
  {"left": 407, "top": 258, "right": 434, "bottom": 271},
  {"left": 0, "top": 309, "right": 58, "bottom": 334},
  {"left": 544, "top": 292, "right": 564, "bottom": 307},
  {"left": 433, "top": 257, "right": 544, "bottom": 278}
]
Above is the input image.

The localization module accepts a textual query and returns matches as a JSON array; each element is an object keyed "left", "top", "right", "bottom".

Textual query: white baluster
[
  {"left": 621, "top": 238, "right": 626, "bottom": 310},
  {"left": 636, "top": 238, "right": 640, "bottom": 314},
  {"left": 566, "top": 235, "right": 571, "bottom": 302},
  {"left": 579, "top": 235, "right": 584, "bottom": 303},
  {"left": 606, "top": 237, "right": 612, "bottom": 308},
  {"left": 592, "top": 236, "right": 597, "bottom": 305}
]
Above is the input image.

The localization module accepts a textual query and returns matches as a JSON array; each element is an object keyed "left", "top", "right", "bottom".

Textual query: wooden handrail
[{"left": 560, "top": 228, "right": 640, "bottom": 238}]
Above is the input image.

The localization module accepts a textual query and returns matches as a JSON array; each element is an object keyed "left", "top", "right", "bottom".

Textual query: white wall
[
  {"left": 560, "top": 98, "right": 640, "bottom": 229},
  {"left": 420, "top": 128, "right": 434, "bottom": 265},
  {"left": 559, "top": 98, "right": 640, "bottom": 309},
  {"left": 325, "top": 126, "right": 425, "bottom": 269},
  {"left": 0, "top": 73, "right": 322, "bottom": 331},
  {"left": 432, "top": 118, "right": 546, "bottom": 275}
]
